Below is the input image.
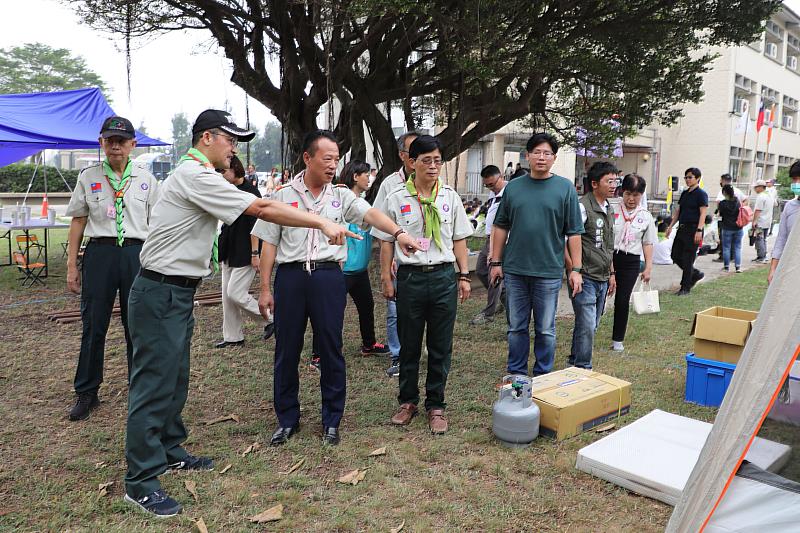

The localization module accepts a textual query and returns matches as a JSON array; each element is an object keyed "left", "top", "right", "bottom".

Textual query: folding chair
[
  {"left": 13, "top": 251, "right": 46, "bottom": 287},
  {"left": 16, "top": 234, "right": 45, "bottom": 262}
]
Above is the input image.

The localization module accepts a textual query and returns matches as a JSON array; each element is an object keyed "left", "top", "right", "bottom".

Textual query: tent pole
[{"left": 22, "top": 152, "right": 41, "bottom": 206}]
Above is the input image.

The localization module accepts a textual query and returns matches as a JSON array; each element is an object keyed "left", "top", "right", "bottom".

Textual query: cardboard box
[
  {"left": 691, "top": 306, "right": 758, "bottom": 364},
  {"left": 530, "top": 367, "right": 631, "bottom": 440}
]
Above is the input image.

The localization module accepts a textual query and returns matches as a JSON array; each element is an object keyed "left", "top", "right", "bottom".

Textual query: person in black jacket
[
  {"left": 717, "top": 184, "right": 743, "bottom": 273},
  {"left": 215, "top": 156, "right": 273, "bottom": 348}
]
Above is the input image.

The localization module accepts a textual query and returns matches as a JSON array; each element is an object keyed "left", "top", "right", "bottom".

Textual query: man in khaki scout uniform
[
  {"left": 371, "top": 130, "right": 420, "bottom": 376},
  {"left": 254, "top": 130, "right": 421, "bottom": 447},
  {"left": 374, "top": 135, "right": 473, "bottom": 434},
  {"left": 123, "top": 111, "right": 355, "bottom": 518},
  {"left": 65, "top": 116, "right": 159, "bottom": 421}
]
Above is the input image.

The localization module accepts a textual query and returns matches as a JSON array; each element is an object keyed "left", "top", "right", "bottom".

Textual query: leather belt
[
  {"left": 282, "top": 261, "right": 341, "bottom": 272},
  {"left": 397, "top": 262, "right": 453, "bottom": 273},
  {"left": 89, "top": 237, "right": 144, "bottom": 247},
  {"left": 139, "top": 268, "right": 201, "bottom": 289}
]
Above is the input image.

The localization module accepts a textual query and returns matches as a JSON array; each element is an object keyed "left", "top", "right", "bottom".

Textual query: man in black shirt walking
[{"left": 665, "top": 167, "right": 708, "bottom": 295}]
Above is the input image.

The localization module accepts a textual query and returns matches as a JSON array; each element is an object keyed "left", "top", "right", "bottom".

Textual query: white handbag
[{"left": 632, "top": 279, "right": 660, "bottom": 315}]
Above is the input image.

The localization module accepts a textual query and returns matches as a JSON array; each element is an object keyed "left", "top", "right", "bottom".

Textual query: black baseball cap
[
  {"left": 192, "top": 109, "right": 255, "bottom": 142},
  {"left": 100, "top": 116, "right": 135, "bottom": 139}
]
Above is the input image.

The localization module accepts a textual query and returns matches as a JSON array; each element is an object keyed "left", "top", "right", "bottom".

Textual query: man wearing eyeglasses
[
  {"left": 489, "top": 132, "right": 584, "bottom": 376},
  {"left": 123, "top": 110, "right": 358, "bottom": 518},
  {"left": 665, "top": 167, "right": 708, "bottom": 295},
  {"left": 377, "top": 135, "right": 473, "bottom": 434},
  {"left": 470, "top": 164, "right": 507, "bottom": 326}
]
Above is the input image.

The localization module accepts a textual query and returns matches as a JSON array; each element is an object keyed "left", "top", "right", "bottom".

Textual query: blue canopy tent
[{"left": 0, "top": 87, "right": 167, "bottom": 167}]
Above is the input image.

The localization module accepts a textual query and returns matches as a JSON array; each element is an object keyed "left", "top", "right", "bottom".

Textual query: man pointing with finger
[
  {"left": 490, "top": 132, "right": 584, "bottom": 377},
  {"left": 254, "top": 130, "right": 422, "bottom": 447},
  {"left": 123, "top": 112, "right": 354, "bottom": 518}
]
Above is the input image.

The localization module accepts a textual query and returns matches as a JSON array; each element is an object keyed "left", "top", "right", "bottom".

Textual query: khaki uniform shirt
[
  {"left": 370, "top": 168, "right": 408, "bottom": 240},
  {"left": 373, "top": 183, "right": 472, "bottom": 266},
  {"left": 65, "top": 162, "right": 159, "bottom": 241},
  {"left": 251, "top": 175, "right": 371, "bottom": 264},
  {"left": 139, "top": 159, "right": 256, "bottom": 278}
]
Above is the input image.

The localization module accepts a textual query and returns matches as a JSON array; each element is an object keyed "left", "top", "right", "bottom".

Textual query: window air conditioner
[
  {"left": 766, "top": 42, "right": 778, "bottom": 58},
  {"left": 784, "top": 115, "right": 794, "bottom": 129},
  {"left": 789, "top": 56, "right": 798, "bottom": 70}
]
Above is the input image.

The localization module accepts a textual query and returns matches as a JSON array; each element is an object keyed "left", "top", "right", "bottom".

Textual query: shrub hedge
[{"left": 0, "top": 164, "right": 79, "bottom": 192}]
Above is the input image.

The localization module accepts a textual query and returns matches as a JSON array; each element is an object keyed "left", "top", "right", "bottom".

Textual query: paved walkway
[{"left": 550, "top": 232, "right": 773, "bottom": 317}]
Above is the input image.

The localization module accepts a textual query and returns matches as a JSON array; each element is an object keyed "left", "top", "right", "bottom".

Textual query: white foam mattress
[{"left": 575, "top": 409, "right": 791, "bottom": 505}]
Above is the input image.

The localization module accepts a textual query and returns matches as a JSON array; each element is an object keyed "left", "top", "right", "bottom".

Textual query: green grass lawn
[{"left": 0, "top": 228, "right": 782, "bottom": 531}]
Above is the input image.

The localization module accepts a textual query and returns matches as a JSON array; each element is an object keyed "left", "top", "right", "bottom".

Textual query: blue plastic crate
[{"left": 685, "top": 353, "right": 736, "bottom": 407}]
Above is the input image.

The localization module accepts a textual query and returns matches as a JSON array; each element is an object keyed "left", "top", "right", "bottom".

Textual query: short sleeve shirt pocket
[{"left": 323, "top": 198, "right": 343, "bottom": 224}]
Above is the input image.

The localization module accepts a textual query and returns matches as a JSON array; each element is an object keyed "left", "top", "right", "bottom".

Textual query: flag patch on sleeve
[
  {"left": 289, "top": 201, "right": 299, "bottom": 208},
  {"left": 400, "top": 204, "right": 412, "bottom": 215},
  {"left": 90, "top": 182, "right": 102, "bottom": 193}
]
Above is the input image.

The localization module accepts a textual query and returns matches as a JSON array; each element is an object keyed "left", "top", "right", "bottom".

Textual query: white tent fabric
[{"left": 666, "top": 218, "right": 800, "bottom": 531}]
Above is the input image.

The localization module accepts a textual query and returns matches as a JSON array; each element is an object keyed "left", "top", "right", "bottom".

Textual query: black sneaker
[
  {"left": 124, "top": 489, "right": 182, "bottom": 517},
  {"left": 360, "top": 342, "right": 391, "bottom": 356},
  {"left": 167, "top": 454, "right": 213, "bottom": 472},
  {"left": 263, "top": 322, "right": 275, "bottom": 340},
  {"left": 309, "top": 355, "right": 321, "bottom": 372},
  {"left": 690, "top": 270, "right": 705, "bottom": 288},
  {"left": 68, "top": 392, "right": 99, "bottom": 421},
  {"left": 385, "top": 358, "right": 399, "bottom": 378}
]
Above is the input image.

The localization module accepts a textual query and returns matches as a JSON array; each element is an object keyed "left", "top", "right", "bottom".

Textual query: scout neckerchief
[
  {"left": 102, "top": 158, "right": 133, "bottom": 247},
  {"left": 405, "top": 173, "right": 443, "bottom": 250},
  {"left": 290, "top": 170, "right": 334, "bottom": 273},
  {"left": 619, "top": 204, "right": 644, "bottom": 252},
  {"left": 179, "top": 148, "right": 219, "bottom": 273}
]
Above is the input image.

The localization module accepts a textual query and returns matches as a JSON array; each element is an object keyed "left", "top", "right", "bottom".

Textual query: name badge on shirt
[
  {"left": 418, "top": 237, "right": 431, "bottom": 251},
  {"left": 106, "top": 205, "right": 116, "bottom": 219}
]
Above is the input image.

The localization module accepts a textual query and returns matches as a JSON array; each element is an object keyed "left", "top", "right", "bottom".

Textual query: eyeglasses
[
  {"left": 530, "top": 150, "right": 554, "bottom": 158},
  {"left": 483, "top": 177, "right": 501, "bottom": 188},
  {"left": 211, "top": 131, "right": 238, "bottom": 148},
  {"left": 416, "top": 157, "right": 444, "bottom": 167},
  {"left": 685, "top": 175, "right": 696, "bottom": 180}
]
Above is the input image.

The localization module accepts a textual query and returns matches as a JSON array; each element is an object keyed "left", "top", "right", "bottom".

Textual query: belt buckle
[
  {"left": 422, "top": 265, "right": 435, "bottom": 273},
  {"left": 303, "top": 261, "right": 317, "bottom": 273}
]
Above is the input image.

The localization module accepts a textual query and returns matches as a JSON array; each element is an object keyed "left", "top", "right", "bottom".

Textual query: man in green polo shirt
[
  {"left": 565, "top": 161, "right": 618, "bottom": 369},
  {"left": 490, "top": 132, "right": 584, "bottom": 376}
]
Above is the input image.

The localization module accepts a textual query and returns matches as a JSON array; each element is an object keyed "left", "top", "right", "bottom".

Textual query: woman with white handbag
[{"left": 611, "top": 174, "right": 659, "bottom": 352}]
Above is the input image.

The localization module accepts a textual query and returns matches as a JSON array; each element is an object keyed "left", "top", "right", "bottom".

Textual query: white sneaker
[{"left": 611, "top": 341, "right": 624, "bottom": 352}]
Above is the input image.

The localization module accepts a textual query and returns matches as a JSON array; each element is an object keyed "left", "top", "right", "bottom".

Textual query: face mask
[{"left": 791, "top": 183, "right": 800, "bottom": 196}]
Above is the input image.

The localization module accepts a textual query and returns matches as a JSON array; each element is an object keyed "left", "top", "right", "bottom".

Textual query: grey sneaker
[
  {"left": 124, "top": 489, "right": 182, "bottom": 517},
  {"left": 386, "top": 358, "right": 399, "bottom": 378},
  {"left": 469, "top": 312, "right": 493, "bottom": 325}
]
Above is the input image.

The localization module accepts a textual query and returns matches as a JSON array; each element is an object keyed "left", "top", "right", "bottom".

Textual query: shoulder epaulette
[{"left": 334, "top": 183, "right": 348, "bottom": 188}]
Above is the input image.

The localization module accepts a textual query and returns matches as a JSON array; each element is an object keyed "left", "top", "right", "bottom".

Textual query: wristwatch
[
  {"left": 695, "top": 228, "right": 703, "bottom": 233},
  {"left": 571, "top": 266, "right": 583, "bottom": 273},
  {"left": 251, "top": 250, "right": 260, "bottom": 256}
]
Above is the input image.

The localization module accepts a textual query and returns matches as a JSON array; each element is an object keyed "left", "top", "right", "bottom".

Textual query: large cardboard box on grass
[
  {"left": 691, "top": 306, "right": 758, "bottom": 365},
  {"left": 530, "top": 367, "right": 631, "bottom": 440}
]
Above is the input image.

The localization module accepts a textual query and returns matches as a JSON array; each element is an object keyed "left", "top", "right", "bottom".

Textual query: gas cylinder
[{"left": 492, "top": 375, "right": 540, "bottom": 448}]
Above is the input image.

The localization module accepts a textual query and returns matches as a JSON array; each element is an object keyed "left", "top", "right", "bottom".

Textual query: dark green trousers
[
  {"left": 124, "top": 275, "right": 195, "bottom": 498},
  {"left": 396, "top": 266, "right": 458, "bottom": 411},
  {"left": 74, "top": 241, "right": 141, "bottom": 394}
]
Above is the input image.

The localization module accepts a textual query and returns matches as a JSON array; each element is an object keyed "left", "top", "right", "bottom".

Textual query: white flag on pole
[{"left": 734, "top": 100, "right": 749, "bottom": 134}]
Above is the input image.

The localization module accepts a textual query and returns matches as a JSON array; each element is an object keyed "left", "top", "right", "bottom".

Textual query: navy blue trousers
[{"left": 273, "top": 265, "right": 347, "bottom": 428}]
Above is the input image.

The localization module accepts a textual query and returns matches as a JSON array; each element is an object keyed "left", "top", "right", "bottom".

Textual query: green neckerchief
[
  {"left": 180, "top": 148, "right": 219, "bottom": 273},
  {"left": 405, "top": 173, "right": 443, "bottom": 251},
  {"left": 179, "top": 147, "right": 213, "bottom": 167},
  {"left": 102, "top": 159, "right": 133, "bottom": 246}
]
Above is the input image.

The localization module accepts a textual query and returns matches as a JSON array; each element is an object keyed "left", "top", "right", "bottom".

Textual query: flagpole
[
  {"left": 764, "top": 103, "right": 776, "bottom": 185},
  {"left": 736, "top": 108, "right": 749, "bottom": 181}
]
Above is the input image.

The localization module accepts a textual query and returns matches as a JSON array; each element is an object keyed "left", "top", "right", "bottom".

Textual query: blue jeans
[
  {"left": 569, "top": 277, "right": 608, "bottom": 370},
  {"left": 387, "top": 279, "right": 400, "bottom": 358},
  {"left": 722, "top": 228, "right": 743, "bottom": 268},
  {"left": 505, "top": 273, "right": 562, "bottom": 376}
]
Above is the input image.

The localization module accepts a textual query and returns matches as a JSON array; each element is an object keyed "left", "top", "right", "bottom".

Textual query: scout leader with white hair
[
  {"left": 376, "top": 135, "right": 474, "bottom": 435},
  {"left": 254, "top": 130, "right": 422, "bottom": 448},
  {"left": 65, "top": 115, "right": 159, "bottom": 422},
  {"left": 123, "top": 111, "right": 357, "bottom": 519}
]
